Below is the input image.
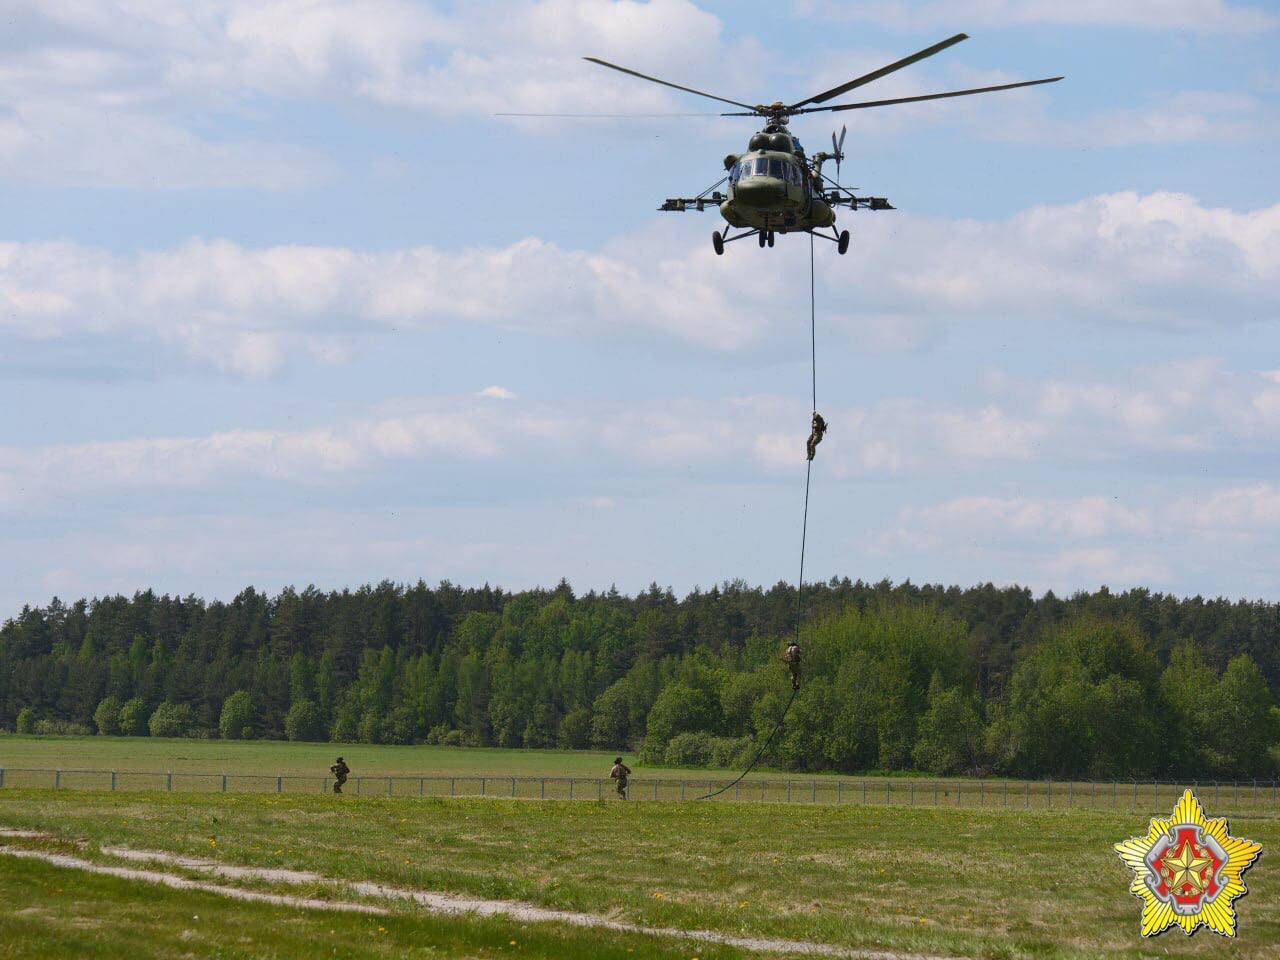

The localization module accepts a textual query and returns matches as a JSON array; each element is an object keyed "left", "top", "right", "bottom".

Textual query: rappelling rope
[{"left": 696, "top": 233, "right": 817, "bottom": 802}]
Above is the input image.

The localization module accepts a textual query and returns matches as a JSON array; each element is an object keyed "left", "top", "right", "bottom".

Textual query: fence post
[
  {"left": 166, "top": 771, "right": 172, "bottom": 793},
  {"left": 276, "top": 776, "right": 282, "bottom": 794},
  {"left": 1003, "top": 780, "right": 1008, "bottom": 807},
  {"left": 54, "top": 769, "right": 61, "bottom": 790},
  {"left": 657, "top": 780, "right": 662, "bottom": 801},
  {"left": 512, "top": 777, "right": 517, "bottom": 798},
  {"left": 837, "top": 781, "right": 843, "bottom": 804},
  {"left": 735, "top": 781, "right": 740, "bottom": 801},
  {"left": 0, "top": 768, "right": 4, "bottom": 789},
  {"left": 957, "top": 781, "right": 961, "bottom": 806},
  {"left": 1047, "top": 778, "right": 1051, "bottom": 808},
  {"left": 1025, "top": 781, "right": 1030, "bottom": 808},
  {"left": 862, "top": 781, "right": 867, "bottom": 804},
  {"left": 1152, "top": 778, "right": 1157, "bottom": 811},
  {"left": 450, "top": 777, "right": 456, "bottom": 797},
  {"left": 812, "top": 780, "right": 817, "bottom": 803},
  {"left": 597, "top": 779, "right": 603, "bottom": 801},
  {"left": 420, "top": 778, "right": 425, "bottom": 797},
  {"left": 1112, "top": 780, "right": 1117, "bottom": 807},
  {"left": 481, "top": 777, "right": 486, "bottom": 797},
  {"left": 980, "top": 781, "right": 984, "bottom": 807},
  {"left": 111, "top": 770, "right": 117, "bottom": 791},
  {"left": 569, "top": 779, "right": 574, "bottom": 800},
  {"left": 910, "top": 782, "right": 914, "bottom": 806},
  {"left": 222, "top": 774, "right": 228, "bottom": 793},
  {"left": 934, "top": 781, "right": 939, "bottom": 805},
  {"left": 786, "top": 781, "right": 791, "bottom": 803},
  {"left": 682, "top": 780, "right": 687, "bottom": 801},
  {"left": 541, "top": 778, "right": 546, "bottom": 800},
  {"left": 1068, "top": 780, "right": 1072, "bottom": 807}
]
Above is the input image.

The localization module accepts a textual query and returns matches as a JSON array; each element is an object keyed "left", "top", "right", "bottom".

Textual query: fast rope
[{"left": 697, "top": 233, "right": 817, "bottom": 801}]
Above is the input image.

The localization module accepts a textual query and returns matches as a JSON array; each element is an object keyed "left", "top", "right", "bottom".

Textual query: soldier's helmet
[
  {"left": 614, "top": 757, "right": 623, "bottom": 764},
  {"left": 336, "top": 756, "right": 344, "bottom": 763}
]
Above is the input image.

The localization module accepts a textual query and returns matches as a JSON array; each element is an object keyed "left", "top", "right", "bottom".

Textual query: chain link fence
[{"left": 1, "top": 767, "right": 1277, "bottom": 811}]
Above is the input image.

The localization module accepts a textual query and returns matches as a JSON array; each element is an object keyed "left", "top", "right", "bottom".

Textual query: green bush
[
  {"left": 664, "top": 730, "right": 714, "bottom": 766},
  {"left": 218, "top": 691, "right": 255, "bottom": 740},
  {"left": 118, "top": 698, "right": 150, "bottom": 737},
  {"left": 33, "top": 719, "right": 93, "bottom": 736},
  {"left": 148, "top": 701, "right": 196, "bottom": 738},
  {"left": 94, "top": 696, "right": 123, "bottom": 735},
  {"left": 284, "top": 700, "right": 325, "bottom": 742},
  {"left": 15, "top": 708, "right": 35, "bottom": 734},
  {"left": 558, "top": 707, "right": 593, "bottom": 749}
]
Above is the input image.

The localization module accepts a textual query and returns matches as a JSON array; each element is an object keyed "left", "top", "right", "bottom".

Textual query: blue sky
[{"left": 2, "top": 0, "right": 1279, "bottom": 615}]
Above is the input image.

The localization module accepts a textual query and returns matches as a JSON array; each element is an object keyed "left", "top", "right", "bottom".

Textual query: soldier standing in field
[
  {"left": 330, "top": 756, "right": 350, "bottom": 794},
  {"left": 610, "top": 757, "right": 632, "bottom": 800}
]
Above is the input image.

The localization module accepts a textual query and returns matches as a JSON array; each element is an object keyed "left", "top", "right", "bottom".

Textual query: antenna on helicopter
[{"left": 831, "top": 125, "right": 847, "bottom": 182}]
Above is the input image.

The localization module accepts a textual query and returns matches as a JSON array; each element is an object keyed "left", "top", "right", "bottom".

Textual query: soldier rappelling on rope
[
  {"left": 806, "top": 412, "right": 827, "bottom": 461},
  {"left": 783, "top": 641, "right": 802, "bottom": 691}
]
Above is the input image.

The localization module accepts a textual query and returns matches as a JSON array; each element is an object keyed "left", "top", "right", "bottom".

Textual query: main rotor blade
[
  {"left": 794, "top": 76, "right": 1063, "bottom": 114},
  {"left": 789, "top": 33, "right": 968, "bottom": 109},
  {"left": 495, "top": 112, "right": 721, "bottom": 117},
  {"left": 583, "top": 56, "right": 757, "bottom": 111}
]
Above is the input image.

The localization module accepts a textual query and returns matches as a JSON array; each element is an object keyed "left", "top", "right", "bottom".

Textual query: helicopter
[{"left": 504, "top": 34, "right": 1060, "bottom": 255}]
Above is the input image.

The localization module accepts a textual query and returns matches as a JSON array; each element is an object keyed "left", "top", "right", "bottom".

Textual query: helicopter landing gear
[
  {"left": 767, "top": 230, "right": 775, "bottom": 248},
  {"left": 837, "top": 230, "right": 849, "bottom": 255},
  {"left": 712, "top": 231, "right": 725, "bottom": 256},
  {"left": 758, "top": 230, "right": 767, "bottom": 248}
]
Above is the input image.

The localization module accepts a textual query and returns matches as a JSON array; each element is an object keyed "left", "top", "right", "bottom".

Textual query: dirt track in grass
[{"left": 0, "top": 832, "right": 965, "bottom": 960}]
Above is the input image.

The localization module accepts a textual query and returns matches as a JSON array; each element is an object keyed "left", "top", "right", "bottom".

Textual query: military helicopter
[{"left": 504, "top": 34, "right": 1060, "bottom": 255}]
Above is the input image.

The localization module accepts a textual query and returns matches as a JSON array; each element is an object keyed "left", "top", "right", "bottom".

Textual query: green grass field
[
  {"left": 4, "top": 737, "right": 1279, "bottom": 958},
  {"left": 0, "top": 735, "right": 639, "bottom": 778},
  {"left": 3, "top": 787, "right": 1278, "bottom": 959}
]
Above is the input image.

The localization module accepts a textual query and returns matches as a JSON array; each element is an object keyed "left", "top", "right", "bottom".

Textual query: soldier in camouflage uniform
[
  {"left": 806, "top": 412, "right": 827, "bottom": 461},
  {"left": 330, "top": 757, "right": 350, "bottom": 794},
  {"left": 610, "top": 757, "right": 632, "bottom": 800},
  {"left": 783, "top": 642, "right": 801, "bottom": 691}
]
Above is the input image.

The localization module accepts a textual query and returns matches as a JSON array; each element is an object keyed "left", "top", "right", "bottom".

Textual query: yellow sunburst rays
[{"left": 1114, "top": 789, "right": 1262, "bottom": 937}]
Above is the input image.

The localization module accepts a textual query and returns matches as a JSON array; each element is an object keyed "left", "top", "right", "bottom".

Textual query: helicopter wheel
[
  {"left": 712, "top": 231, "right": 725, "bottom": 256},
  {"left": 758, "top": 230, "right": 767, "bottom": 248},
  {"left": 837, "top": 230, "right": 850, "bottom": 255},
  {"left": 767, "top": 230, "right": 775, "bottom": 248}
]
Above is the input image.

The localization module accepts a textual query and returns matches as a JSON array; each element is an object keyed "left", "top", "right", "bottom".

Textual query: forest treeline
[{"left": 2, "top": 578, "right": 1279, "bottom": 778}]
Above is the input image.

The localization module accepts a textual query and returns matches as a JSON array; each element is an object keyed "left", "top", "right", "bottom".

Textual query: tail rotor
[{"left": 831, "top": 124, "right": 847, "bottom": 182}]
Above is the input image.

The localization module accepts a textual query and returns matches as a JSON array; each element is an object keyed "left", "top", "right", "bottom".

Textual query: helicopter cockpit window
[{"left": 768, "top": 158, "right": 785, "bottom": 179}]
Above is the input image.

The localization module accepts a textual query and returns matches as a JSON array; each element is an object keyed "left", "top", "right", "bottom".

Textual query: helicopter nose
[{"left": 735, "top": 177, "right": 786, "bottom": 206}]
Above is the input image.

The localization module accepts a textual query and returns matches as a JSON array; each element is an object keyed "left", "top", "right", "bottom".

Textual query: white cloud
[
  {"left": 479, "top": 385, "right": 518, "bottom": 400},
  {"left": 806, "top": 0, "right": 1277, "bottom": 33},
  {"left": 1, "top": 0, "right": 746, "bottom": 186},
  {"left": 3, "top": 192, "right": 1278, "bottom": 375}
]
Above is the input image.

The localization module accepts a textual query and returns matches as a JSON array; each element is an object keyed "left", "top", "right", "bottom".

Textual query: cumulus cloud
[
  {"left": 1, "top": 0, "right": 750, "bottom": 186},
  {"left": 3, "top": 192, "right": 1278, "bottom": 375},
  {"left": 803, "top": 0, "right": 1278, "bottom": 33}
]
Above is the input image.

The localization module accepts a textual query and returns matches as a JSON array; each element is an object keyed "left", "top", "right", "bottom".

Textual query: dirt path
[{"left": 0, "top": 834, "right": 968, "bottom": 960}]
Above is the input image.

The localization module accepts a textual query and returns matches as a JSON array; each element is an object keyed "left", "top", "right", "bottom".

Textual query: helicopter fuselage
[{"left": 719, "top": 148, "right": 835, "bottom": 232}]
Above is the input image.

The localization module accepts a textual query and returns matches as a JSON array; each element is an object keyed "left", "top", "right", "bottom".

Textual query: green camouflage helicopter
[{"left": 506, "top": 34, "right": 1060, "bottom": 255}]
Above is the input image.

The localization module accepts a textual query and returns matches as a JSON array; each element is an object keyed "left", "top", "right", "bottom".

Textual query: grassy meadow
[
  {"left": 0, "top": 734, "right": 640, "bottom": 778},
  {"left": 3, "top": 788, "right": 1279, "bottom": 960}
]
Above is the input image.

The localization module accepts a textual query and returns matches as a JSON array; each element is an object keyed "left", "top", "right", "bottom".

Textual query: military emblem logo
[{"left": 1114, "top": 789, "right": 1261, "bottom": 937}]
